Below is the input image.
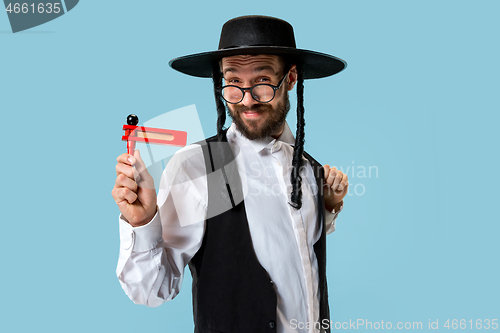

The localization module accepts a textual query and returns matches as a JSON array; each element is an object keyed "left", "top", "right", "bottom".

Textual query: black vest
[{"left": 188, "top": 131, "right": 330, "bottom": 333}]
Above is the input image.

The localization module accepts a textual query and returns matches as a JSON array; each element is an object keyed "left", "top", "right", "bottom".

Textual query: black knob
[{"left": 127, "top": 114, "right": 139, "bottom": 125}]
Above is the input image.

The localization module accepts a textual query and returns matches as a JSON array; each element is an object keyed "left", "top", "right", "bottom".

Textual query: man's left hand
[{"left": 323, "top": 164, "right": 348, "bottom": 212}]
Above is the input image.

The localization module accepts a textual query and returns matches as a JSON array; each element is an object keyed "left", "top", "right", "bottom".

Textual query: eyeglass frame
[{"left": 217, "top": 71, "right": 289, "bottom": 104}]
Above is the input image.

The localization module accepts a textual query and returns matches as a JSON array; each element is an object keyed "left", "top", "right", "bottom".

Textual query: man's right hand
[{"left": 112, "top": 150, "right": 157, "bottom": 227}]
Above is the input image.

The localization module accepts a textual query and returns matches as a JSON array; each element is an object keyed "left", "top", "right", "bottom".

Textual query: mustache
[{"left": 232, "top": 104, "right": 272, "bottom": 113}]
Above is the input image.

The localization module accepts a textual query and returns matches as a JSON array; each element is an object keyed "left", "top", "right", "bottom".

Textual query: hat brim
[{"left": 168, "top": 46, "right": 347, "bottom": 80}]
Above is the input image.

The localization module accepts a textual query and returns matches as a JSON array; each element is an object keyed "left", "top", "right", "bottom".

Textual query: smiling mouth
[{"left": 242, "top": 111, "right": 263, "bottom": 118}]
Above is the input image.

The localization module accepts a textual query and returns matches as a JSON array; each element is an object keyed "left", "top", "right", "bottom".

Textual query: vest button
[
  {"left": 269, "top": 320, "right": 276, "bottom": 329},
  {"left": 270, "top": 280, "right": 274, "bottom": 286}
]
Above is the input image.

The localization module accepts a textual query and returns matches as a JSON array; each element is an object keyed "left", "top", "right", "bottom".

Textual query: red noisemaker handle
[
  {"left": 125, "top": 130, "right": 136, "bottom": 155},
  {"left": 122, "top": 114, "right": 188, "bottom": 156}
]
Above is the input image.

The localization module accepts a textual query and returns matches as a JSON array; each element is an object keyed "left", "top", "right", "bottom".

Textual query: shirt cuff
[
  {"left": 324, "top": 201, "right": 343, "bottom": 235},
  {"left": 119, "top": 210, "right": 163, "bottom": 253}
]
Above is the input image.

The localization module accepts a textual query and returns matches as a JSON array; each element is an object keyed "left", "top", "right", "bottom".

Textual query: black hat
[{"left": 169, "top": 15, "right": 347, "bottom": 79}]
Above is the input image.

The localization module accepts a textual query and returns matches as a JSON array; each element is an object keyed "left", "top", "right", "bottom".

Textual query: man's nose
[{"left": 241, "top": 89, "right": 258, "bottom": 107}]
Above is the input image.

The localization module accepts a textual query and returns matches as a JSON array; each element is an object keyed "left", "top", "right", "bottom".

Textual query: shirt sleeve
[
  {"left": 324, "top": 201, "right": 343, "bottom": 235},
  {"left": 116, "top": 145, "right": 208, "bottom": 307}
]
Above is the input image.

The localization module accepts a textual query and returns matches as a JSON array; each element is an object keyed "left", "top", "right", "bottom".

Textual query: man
[{"left": 112, "top": 15, "right": 348, "bottom": 333}]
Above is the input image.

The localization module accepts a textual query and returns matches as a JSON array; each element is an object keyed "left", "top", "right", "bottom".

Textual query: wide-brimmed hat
[{"left": 169, "top": 15, "right": 347, "bottom": 79}]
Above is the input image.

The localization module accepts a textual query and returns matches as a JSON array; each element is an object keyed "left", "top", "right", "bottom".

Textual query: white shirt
[{"left": 116, "top": 121, "right": 342, "bottom": 333}]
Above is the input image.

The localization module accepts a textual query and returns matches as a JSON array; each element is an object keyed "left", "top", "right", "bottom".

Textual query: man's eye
[
  {"left": 229, "top": 79, "right": 240, "bottom": 84},
  {"left": 259, "top": 78, "right": 270, "bottom": 82}
]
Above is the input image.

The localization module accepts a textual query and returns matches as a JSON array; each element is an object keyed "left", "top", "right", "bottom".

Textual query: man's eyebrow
[
  {"left": 253, "top": 66, "right": 278, "bottom": 75},
  {"left": 223, "top": 65, "right": 278, "bottom": 76},
  {"left": 223, "top": 67, "right": 237, "bottom": 75}
]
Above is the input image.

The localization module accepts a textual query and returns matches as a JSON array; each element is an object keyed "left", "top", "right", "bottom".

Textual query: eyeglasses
[{"left": 218, "top": 72, "right": 288, "bottom": 104}]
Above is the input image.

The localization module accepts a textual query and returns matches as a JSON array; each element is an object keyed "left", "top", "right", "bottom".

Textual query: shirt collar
[{"left": 227, "top": 121, "right": 295, "bottom": 153}]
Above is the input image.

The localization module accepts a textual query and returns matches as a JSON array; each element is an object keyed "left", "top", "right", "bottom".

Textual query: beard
[{"left": 226, "top": 90, "right": 291, "bottom": 140}]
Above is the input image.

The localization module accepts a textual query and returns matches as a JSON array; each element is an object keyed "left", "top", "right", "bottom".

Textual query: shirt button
[
  {"left": 269, "top": 320, "right": 276, "bottom": 329},
  {"left": 124, "top": 231, "right": 134, "bottom": 250}
]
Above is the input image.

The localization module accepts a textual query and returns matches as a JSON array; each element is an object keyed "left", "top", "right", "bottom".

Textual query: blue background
[{"left": 1, "top": 0, "right": 499, "bottom": 332}]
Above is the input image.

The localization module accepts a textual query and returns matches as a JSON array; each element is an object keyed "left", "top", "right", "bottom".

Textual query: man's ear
[{"left": 286, "top": 64, "right": 298, "bottom": 91}]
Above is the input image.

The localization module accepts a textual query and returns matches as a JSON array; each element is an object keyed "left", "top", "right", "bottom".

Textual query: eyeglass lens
[{"left": 222, "top": 85, "right": 275, "bottom": 103}]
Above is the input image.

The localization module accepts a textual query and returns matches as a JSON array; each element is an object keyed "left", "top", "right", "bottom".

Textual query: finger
[
  {"left": 116, "top": 162, "right": 138, "bottom": 180},
  {"left": 122, "top": 187, "right": 138, "bottom": 204},
  {"left": 115, "top": 173, "right": 138, "bottom": 193},
  {"left": 133, "top": 150, "right": 148, "bottom": 174},
  {"left": 112, "top": 186, "right": 138, "bottom": 204},
  {"left": 117, "top": 153, "right": 135, "bottom": 166},
  {"left": 327, "top": 167, "right": 338, "bottom": 187},
  {"left": 133, "top": 150, "right": 154, "bottom": 184},
  {"left": 332, "top": 170, "right": 343, "bottom": 189},
  {"left": 336, "top": 173, "right": 348, "bottom": 192}
]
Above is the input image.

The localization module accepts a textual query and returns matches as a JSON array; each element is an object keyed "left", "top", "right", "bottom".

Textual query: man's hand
[
  {"left": 323, "top": 164, "right": 348, "bottom": 212},
  {"left": 112, "top": 150, "right": 157, "bottom": 227}
]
